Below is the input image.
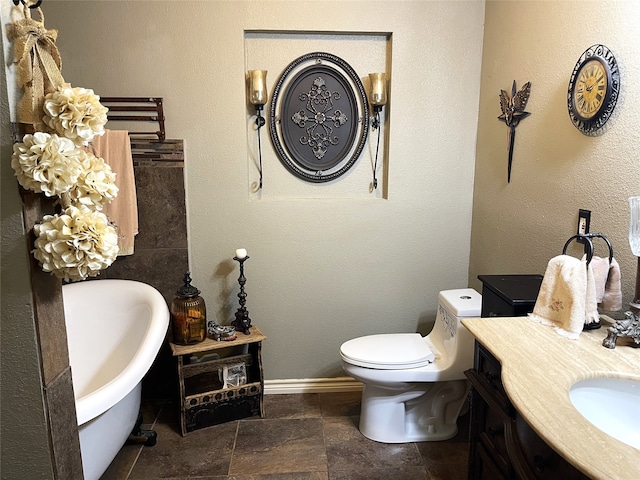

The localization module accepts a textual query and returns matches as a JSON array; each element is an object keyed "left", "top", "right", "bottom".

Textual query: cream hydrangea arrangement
[
  {"left": 12, "top": 87, "right": 119, "bottom": 280},
  {"left": 11, "top": 132, "right": 83, "bottom": 197},
  {"left": 67, "top": 150, "right": 119, "bottom": 210},
  {"left": 33, "top": 205, "right": 119, "bottom": 282},
  {"left": 43, "top": 84, "right": 108, "bottom": 146}
]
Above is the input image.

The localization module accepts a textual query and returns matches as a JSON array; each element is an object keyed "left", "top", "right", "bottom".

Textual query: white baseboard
[{"left": 264, "top": 376, "right": 363, "bottom": 395}]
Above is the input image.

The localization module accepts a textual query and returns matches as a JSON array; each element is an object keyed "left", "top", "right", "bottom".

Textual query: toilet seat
[{"left": 340, "top": 333, "right": 435, "bottom": 370}]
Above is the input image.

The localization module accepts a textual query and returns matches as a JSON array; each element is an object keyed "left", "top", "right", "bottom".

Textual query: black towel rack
[
  {"left": 562, "top": 233, "right": 613, "bottom": 266},
  {"left": 12, "top": 0, "right": 43, "bottom": 8}
]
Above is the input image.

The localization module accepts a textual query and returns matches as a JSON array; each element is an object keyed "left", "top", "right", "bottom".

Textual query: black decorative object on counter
[{"left": 232, "top": 253, "right": 252, "bottom": 335}]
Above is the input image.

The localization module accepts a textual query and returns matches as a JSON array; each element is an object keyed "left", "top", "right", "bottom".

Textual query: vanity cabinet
[
  {"left": 466, "top": 342, "right": 589, "bottom": 480},
  {"left": 169, "top": 326, "right": 266, "bottom": 435}
]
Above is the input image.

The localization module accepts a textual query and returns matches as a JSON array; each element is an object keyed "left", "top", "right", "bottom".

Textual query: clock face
[
  {"left": 573, "top": 58, "right": 609, "bottom": 120},
  {"left": 567, "top": 44, "right": 620, "bottom": 136}
]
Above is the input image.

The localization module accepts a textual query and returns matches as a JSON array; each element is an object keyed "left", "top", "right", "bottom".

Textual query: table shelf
[{"left": 169, "top": 326, "right": 266, "bottom": 434}]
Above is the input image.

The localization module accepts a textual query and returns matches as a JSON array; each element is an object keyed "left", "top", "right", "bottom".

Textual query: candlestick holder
[{"left": 232, "top": 255, "right": 252, "bottom": 334}]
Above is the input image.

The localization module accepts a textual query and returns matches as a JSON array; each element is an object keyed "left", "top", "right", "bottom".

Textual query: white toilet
[{"left": 340, "top": 288, "right": 482, "bottom": 443}]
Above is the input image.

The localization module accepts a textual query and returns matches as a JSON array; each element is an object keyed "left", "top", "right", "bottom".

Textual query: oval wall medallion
[{"left": 269, "top": 52, "right": 369, "bottom": 183}]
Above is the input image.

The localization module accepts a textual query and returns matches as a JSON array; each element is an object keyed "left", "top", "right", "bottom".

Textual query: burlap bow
[{"left": 9, "top": 6, "right": 64, "bottom": 129}]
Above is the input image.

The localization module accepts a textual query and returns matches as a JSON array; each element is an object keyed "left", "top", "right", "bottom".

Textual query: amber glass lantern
[{"left": 171, "top": 272, "right": 206, "bottom": 345}]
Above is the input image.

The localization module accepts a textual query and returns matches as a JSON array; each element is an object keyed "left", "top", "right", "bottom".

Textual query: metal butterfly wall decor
[{"left": 498, "top": 80, "right": 531, "bottom": 183}]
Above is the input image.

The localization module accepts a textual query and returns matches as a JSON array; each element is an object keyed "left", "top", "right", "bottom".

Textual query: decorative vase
[{"left": 170, "top": 272, "right": 206, "bottom": 345}]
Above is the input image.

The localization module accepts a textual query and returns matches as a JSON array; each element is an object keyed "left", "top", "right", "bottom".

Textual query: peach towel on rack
[
  {"left": 602, "top": 258, "right": 622, "bottom": 311},
  {"left": 90, "top": 130, "right": 138, "bottom": 255},
  {"left": 590, "top": 256, "right": 623, "bottom": 311}
]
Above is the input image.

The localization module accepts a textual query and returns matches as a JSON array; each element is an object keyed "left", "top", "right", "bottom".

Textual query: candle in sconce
[
  {"left": 248, "top": 70, "right": 268, "bottom": 106},
  {"left": 235, "top": 248, "right": 247, "bottom": 260},
  {"left": 368, "top": 73, "right": 387, "bottom": 106}
]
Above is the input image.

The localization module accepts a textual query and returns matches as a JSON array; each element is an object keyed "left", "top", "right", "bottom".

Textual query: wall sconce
[
  {"left": 248, "top": 70, "right": 268, "bottom": 189},
  {"left": 368, "top": 73, "right": 387, "bottom": 190}
]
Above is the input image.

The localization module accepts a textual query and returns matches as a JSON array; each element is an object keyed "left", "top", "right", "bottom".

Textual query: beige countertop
[{"left": 461, "top": 316, "right": 640, "bottom": 480}]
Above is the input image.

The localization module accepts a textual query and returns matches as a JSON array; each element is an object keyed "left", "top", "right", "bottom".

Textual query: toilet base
[{"left": 357, "top": 379, "right": 469, "bottom": 443}]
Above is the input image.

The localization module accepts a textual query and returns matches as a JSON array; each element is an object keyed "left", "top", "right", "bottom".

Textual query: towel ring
[
  {"left": 562, "top": 232, "right": 613, "bottom": 266},
  {"left": 585, "top": 233, "right": 614, "bottom": 263},
  {"left": 562, "top": 234, "right": 594, "bottom": 265},
  {"left": 12, "top": 0, "right": 43, "bottom": 8}
]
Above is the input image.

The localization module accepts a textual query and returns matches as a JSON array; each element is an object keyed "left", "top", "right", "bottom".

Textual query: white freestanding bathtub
[{"left": 62, "top": 279, "right": 169, "bottom": 480}]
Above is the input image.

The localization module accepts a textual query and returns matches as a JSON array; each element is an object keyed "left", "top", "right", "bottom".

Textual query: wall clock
[
  {"left": 567, "top": 44, "right": 620, "bottom": 136},
  {"left": 269, "top": 52, "right": 369, "bottom": 183}
]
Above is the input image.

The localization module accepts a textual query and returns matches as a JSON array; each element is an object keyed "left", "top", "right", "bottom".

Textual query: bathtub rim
[{"left": 62, "top": 279, "right": 169, "bottom": 426}]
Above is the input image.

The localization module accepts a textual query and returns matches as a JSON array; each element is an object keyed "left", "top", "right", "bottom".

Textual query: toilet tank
[{"left": 426, "top": 288, "right": 481, "bottom": 372}]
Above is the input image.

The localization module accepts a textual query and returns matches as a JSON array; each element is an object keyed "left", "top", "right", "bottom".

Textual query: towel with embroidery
[{"left": 529, "top": 254, "right": 592, "bottom": 339}]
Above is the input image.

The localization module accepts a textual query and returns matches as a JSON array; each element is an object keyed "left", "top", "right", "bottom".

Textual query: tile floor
[{"left": 102, "top": 391, "right": 470, "bottom": 480}]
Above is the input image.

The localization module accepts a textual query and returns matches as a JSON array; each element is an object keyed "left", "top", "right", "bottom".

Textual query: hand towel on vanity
[
  {"left": 90, "top": 130, "right": 138, "bottom": 255},
  {"left": 587, "top": 256, "right": 623, "bottom": 311},
  {"left": 584, "top": 261, "right": 599, "bottom": 327},
  {"left": 529, "top": 254, "right": 589, "bottom": 339},
  {"left": 590, "top": 256, "right": 610, "bottom": 303},
  {"left": 602, "top": 257, "right": 622, "bottom": 311}
]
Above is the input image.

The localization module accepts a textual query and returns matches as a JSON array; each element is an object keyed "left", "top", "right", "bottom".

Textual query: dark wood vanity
[
  {"left": 466, "top": 274, "right": 589, "bottom": 478},
  {"left": 466, "top": 342, "right": 589, "bottom": 479}
]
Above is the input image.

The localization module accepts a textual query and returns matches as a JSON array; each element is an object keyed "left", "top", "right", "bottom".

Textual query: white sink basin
[{"left": 569, "top": 377, "right": 640, "bottom": 450}]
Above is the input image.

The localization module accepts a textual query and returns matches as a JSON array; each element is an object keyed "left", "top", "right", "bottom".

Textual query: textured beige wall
[
  {"left": 45, "top": 0, "right": 485, "bottom": 380},
  {"left": 470, "top": 0, "right": 640, "bottom": 308}
]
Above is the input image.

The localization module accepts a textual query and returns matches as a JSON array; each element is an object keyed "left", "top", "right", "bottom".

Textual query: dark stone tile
[
  {"left": 138, "top": 399, "right": 170, "bottom": 428},
  {"left": 102, "top": 393, "right": 470, "bottom": 479},
  {"left": 229, "top": 474, "right": 329, "bottom": 480},
  {"left": 416, "top": 412, "right": 470, "bottom": 480},
  {"left": 145, "top": 399, "right": 181, "bottom": 426},
  {"left": 323, "top": 416, "right": 423, "bottom": 471},
  {"left": 230, "top": 418, "right": 327, "bottom": 475},
  {"left": 133, "top": 165, "right": 187, "bottom": 250},
  {"left": 101, "top": 442, "right": 142, "bottom": 480},
  {"left": 263, "top": 394, "right": 322, "bottom": 419},
  {"left": 425, "top": 460, "right": 468, "bottom": 480},
  {"left": 127, "top": 420, "right": 238, "bottom": 479},
  {"left": 417, "top": 441, "right": 469, "bottom": 467},
  {"left": 416, "top": 412, "right": 470, "bottom": 466},
  {"left": 318, "top": 391, "right": 361, "bottom": 417},
  {"left": 329, "top": 466, "right": 429, "bottom": 480},
  {"left": 104, "top": 247, "right": 188, "bottom": 305}
]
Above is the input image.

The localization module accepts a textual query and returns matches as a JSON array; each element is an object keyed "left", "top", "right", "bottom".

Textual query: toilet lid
[{"left": 340, "top": 333, "right": 435, "bottom": 370}]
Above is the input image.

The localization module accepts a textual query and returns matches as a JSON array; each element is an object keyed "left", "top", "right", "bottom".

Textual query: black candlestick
[{"left": 231, "top": 256, "right": 252, "bottom": 334}]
